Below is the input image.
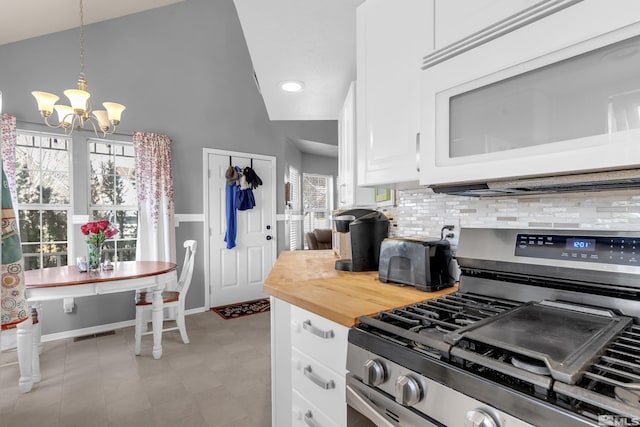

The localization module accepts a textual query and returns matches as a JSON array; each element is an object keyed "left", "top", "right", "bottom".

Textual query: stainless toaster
[{"left": 378, "top": 237, "right": 454, "bottom": 292}]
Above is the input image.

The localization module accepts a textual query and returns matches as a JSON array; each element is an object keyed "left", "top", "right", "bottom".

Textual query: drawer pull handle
[
  {"left": 304, "top": 365, "right": 335, "bottom": 390},
  {"left": 303, "top": 320, "right": 334, "bottom": 339},
  {"left": 304, "top": 410, "right": 321, "bottom": 427}
]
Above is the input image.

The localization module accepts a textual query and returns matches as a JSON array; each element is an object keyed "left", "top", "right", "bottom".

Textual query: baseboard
[{"left": 0, "top": 307, "right": 207, "bottom": 351}]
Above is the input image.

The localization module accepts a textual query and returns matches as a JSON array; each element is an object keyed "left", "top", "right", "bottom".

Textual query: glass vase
[{"left": 87, "top": 243, "right": 103, "bottom": 271}]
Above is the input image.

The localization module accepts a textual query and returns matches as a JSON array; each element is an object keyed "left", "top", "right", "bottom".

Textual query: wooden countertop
[{"left": 264, "top": 250, "right": 457, "bottom": 327}]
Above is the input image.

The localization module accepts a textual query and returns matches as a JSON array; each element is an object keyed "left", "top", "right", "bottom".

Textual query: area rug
[{"left": 212, "top": 298, "right": 270, "bottom": 320}]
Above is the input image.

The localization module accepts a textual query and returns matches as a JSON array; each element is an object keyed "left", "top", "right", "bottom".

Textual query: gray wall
[
  {"left": 302, "top": 154, "right": 338, "bottom": 176},
  {"left": 0, "top": 0, "right": 337, "bottom": 335}
]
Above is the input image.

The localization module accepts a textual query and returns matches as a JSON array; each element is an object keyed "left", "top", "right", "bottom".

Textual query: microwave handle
[{"left": 415, "top": 132, "right": 421, "bottom": 173}]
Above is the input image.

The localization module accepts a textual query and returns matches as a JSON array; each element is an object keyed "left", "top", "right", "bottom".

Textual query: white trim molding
[
  {"left": 72, "top": 214, "right": 90, "bottom": 224},
  {"left": 175, "top": 213, "right": 205, "bottom": 227},
  {"left": 1, "top": 307, "right": 208, "bottom": 349}
]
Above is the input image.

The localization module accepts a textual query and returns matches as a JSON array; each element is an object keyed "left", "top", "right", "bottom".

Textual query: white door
[{"left": 205, "top": 149, "right": 276, "bottom": 307}]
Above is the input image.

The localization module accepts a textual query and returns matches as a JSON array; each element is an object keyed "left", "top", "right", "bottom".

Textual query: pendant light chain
[
  {"left": 31, "top": 0, "right": 126, "bottom": 135},
  {"left": 79, "top": 0, "right": 86, "bottom": 82}
]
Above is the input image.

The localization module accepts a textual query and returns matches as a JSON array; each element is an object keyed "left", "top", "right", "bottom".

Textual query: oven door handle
[{"left": 346, "top": 384, "right": 396, "bottom": 427}]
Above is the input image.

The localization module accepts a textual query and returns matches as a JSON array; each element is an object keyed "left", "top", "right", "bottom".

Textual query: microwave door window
[{"left": 448, "top": 34, "right": 640, "bottom": 159}]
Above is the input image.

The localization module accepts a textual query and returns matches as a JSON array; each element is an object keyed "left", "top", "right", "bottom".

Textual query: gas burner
[
  {"left": 614, "top": 386, "right": 640, "bottom": 407},
  {"left": 454, "top": 318, "right": 475, "bottom": 326},
  {"left": 511, "top": 356, "right": 551, "bottom": 376},
  {"left": 436, "top": 325, "right": 454, "bottom": 334}
]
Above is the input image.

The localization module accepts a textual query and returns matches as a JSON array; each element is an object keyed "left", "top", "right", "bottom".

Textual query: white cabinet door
[
  {"left": 420, "top": 0, "right": 640, "bottom": 187},
  {"left": 338, "top": 81, "right": 374, "bottom": 208},
  {"left": 434, "top": 0, "right": 539, "bottom": 49},
  {"left": 272, "top": 299, "right": 349, "bottom": 427},
  {"left": 356, "top": 0, "right": 434, "bottom": 187},
  {"left": 271, "top": 297, "right": 292, "bottom": 427}
]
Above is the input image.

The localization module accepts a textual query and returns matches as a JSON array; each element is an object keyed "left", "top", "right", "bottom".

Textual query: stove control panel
[{"left": 515, "top": 233, "right": 640, "bottom": 266}]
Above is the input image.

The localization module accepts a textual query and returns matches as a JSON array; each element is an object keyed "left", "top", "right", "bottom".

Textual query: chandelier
[{"left": 31, "top": 0, "right": 125, "bottom": 137}]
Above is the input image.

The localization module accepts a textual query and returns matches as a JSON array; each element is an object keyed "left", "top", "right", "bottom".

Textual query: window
[
  {"left": 12, "top": 130, "right": 138, "bottom": 270},
  {"left": 15, "top": 131, "right": 71, "bottom": 270},
  {"left": 302, "top": 174, "right": 333, "bottom": 248},
  {"left": 89, "top": 140, "right": 137, "bottom": 262},
  {"left": 288, "top": 165, "right": 300, "bottom": 250}
]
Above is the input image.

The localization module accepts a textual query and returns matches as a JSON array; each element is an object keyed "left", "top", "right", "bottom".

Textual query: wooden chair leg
[
  {"left": 134, "top": 306, "right": 144, "bottom": 355},
  {"left": 176, "top": 305, "right": 189, "bottom": 344},
  {"left": 31, "top": 307, "right": 41, "bottom": 383},
  {"left": 16, "top": 317, "right": 33, "bottom": 393}
]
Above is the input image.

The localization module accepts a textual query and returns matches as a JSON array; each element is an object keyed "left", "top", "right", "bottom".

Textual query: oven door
[
  {"left": 346, "top": 375, "right": 442, "bottom": 427},
  {"left": 419, "top": 1, "right": 640, "bottom": 187}
]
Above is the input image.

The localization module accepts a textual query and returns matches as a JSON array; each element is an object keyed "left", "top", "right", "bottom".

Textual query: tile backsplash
[{"left": 386, "top": 188, "right": 640, "bottom": 240}]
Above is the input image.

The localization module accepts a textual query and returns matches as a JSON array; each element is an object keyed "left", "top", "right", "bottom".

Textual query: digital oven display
[{"left": 566, "top": 238, "right": 596, "bottom": 251}]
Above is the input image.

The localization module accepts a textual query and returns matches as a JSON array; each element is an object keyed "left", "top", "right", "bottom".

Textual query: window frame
[
  {"left": 87, "top": 138, "right": 138, "bottom": 263},
  {"left": 302, "top": 173, "right": 334, "bottom": 249},
  {"left": 14, "top": 129, "right": 73, "bottom": 270}
]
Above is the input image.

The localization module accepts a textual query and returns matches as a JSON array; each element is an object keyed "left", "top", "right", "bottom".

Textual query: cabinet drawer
[
  {"left": 292, "top": 390, "right": 341, "bottom": 427},
  {"left": 291, "top": 305, "right": 348, "bottom": 374},
  {"left": 292, "top": 348, "right": 346, "bottom": 426}
]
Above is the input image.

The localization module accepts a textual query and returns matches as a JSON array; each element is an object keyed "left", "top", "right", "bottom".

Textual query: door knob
[{"left": 266, "top": 235, "right": 273, "bottom": 240}]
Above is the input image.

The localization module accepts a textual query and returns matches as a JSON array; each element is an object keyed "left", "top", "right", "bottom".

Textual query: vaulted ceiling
[{"left": 2, "top": 0, "right": 362, "bottom": 122}]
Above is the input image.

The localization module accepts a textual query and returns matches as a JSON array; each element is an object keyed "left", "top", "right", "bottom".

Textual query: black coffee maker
[{"left": 333, "top": 208, "right": 389, "bottom": 272}]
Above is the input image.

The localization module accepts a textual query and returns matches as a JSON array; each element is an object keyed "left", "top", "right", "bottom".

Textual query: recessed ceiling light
[{"left": 280, "top": 80, "right": 305, "bottom": 92}]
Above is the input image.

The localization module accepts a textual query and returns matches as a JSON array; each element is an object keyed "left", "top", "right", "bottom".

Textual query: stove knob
[
  {"left": 464, "top": 409, "right": 500, "bottom": 427},
  {"left": 394, "top": 375, "right": 422, "bottom": 406},
  {"left": 363, "top": 359, "right": 386, "bottom": 387}
]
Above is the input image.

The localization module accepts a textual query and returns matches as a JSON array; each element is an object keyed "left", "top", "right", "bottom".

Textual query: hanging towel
[
  {"left": 1, "top": 168, "right": 28, "bottom": 330},
  {"left": 223, "top": 167, "right": 242, "bottom": 249}
]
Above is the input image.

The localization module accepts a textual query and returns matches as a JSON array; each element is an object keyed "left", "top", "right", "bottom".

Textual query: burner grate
[
  {"left": 553, "top": 325, "right": 640, "bottom": 418},
  {"left": 584, "top": 325, "right": 640, "bottom": 389},
  {"left": 362, "top": 292, "right": 521, "bottom": 350}
]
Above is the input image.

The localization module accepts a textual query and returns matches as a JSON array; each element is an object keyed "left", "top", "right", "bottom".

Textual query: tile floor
[{"left": 0, "top": 311, "right": 271, "bottom": 427}]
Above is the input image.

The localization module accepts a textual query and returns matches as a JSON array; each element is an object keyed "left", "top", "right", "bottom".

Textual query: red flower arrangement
[
  {"left": 81, "top": 220, "right": 119, "bottom": 270},
  {"left": 80, "top": 220, "right": 119, "bottom": 244}
]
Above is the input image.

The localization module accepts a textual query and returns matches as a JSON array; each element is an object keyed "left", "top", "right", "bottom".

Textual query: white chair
[{"left": 134, "top": 240, "right": 197, "bottom": 355}]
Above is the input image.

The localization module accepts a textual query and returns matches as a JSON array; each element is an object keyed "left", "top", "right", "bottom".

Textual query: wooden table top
[
  {"left": 264, "top": 250, "right": 457, "bottom": 327},
  {"left": 24, "top": 261, "right": 177, "bottom": 288}
]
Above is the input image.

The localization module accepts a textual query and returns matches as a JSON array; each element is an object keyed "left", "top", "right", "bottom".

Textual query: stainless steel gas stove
[{"left": 347, "top": 228, "right": 640, "bottom": 427}]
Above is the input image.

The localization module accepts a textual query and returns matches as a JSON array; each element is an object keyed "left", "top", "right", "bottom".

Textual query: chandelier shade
[
  {"left": 31, "top": 0, "right": 125, "bottom": 136},
  {"left": 32, "top": 92, "right": 60, "bottom": 117},
  {"left": 54, "top": 105, "right": 75, "bottom": 127}
]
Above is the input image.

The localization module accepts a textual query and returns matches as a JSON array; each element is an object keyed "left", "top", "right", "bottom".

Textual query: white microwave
[{"left": 419, "top": 0, "right": 640, "bottom": 188}]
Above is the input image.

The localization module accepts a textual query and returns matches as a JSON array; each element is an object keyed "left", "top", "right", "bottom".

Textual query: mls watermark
[{"left": 598, "top": 415, "right": 640, "bottom": 426}]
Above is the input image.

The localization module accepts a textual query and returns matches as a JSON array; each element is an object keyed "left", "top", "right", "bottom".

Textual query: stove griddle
[{"left": 446, "top": 301, "right": 632, "bottom": 384}]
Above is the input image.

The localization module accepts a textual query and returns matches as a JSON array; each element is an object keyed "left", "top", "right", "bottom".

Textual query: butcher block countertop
[{"left": 264, "top": 250, "right": 457, "bottom": 327}]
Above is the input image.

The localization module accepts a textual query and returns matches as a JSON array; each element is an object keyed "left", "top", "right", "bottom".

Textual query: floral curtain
[
  {"left": 133, "top": 131, "right": 176, "bottom": 262},
  {"left": 1, "top": 168, "right": 28, "bottom": 330},
  {"left": 1, "top": 114, "right": 18, "bottom": 208},
  {"left": 1, "top": 113, "right": 27, "bottom": 330}
]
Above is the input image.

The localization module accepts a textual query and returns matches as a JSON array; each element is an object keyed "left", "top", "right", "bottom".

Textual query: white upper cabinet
[
  {"left": 337, "top": 82, "right": 374, "bottom": 208},
  {"left": 434, "top": 0, "right": 539, "bottom": 49},
  {"left": 356, "top": 0, "right": 434, "bottom": 187},
  {"left": 420, "top": 0, "right": 640, "bottom": 187}
]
